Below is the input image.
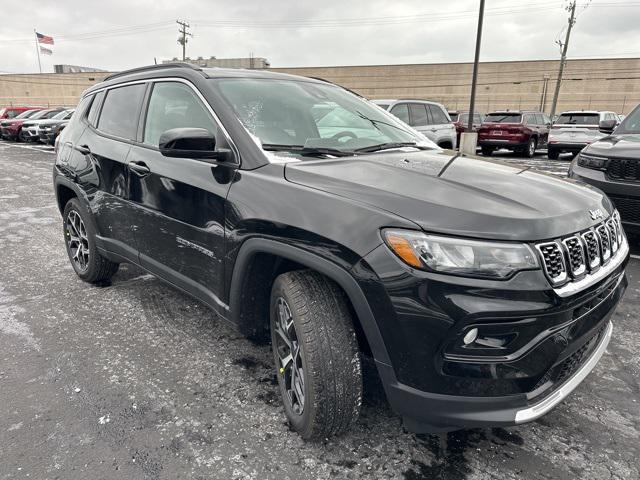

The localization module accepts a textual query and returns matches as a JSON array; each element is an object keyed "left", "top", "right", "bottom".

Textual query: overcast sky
[{"left": 1, "top": 0, "right": 639, "bottom": 74}]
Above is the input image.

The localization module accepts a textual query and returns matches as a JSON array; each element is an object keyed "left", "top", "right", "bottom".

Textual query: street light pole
[
  {"left": 459, "top": 0, "right": 485, "bottom": 155},
  {"left": 467, "top": 0, "right": 485, "bottom": 133}
]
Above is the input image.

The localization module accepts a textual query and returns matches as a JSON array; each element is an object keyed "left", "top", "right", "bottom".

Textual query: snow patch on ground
[{"left": 0, "top": 286, "right": 40, "bottom": 351}]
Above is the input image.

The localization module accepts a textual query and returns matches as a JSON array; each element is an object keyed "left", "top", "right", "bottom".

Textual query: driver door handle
[
  {"left": 128, "top": 160, "right": 150, "bottom": 176},
  {"left": 74, "top": 144, "right": 91, "bottom": 155}
]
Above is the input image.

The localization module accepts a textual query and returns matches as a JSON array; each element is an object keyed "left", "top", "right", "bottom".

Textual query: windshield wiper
[
  {"left": 262, "top": 144, "right": 354, "bottom": 157},
  {"left": 354, "top": 142, "right": 429, "bottom": 153}
]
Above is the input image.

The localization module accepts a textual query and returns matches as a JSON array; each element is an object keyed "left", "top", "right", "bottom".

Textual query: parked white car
[
  {"left": 21, "top": 109, "right": 73, "bottom": 142},
  {"left": 372, "top": 99, "right": 457, "bottom": 149},
  {"left": 548, "top": 110, "right": 620, "bottom": 159}
]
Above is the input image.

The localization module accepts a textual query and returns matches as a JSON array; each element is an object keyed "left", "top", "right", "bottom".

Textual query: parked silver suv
[
  {"left": 373, "top": 99, "right": 457, "bottom": 149},
  {"left": 548, "top": 110, "right": 620, "bottom": 159}
]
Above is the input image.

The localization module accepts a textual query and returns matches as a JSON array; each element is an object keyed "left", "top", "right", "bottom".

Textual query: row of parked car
[
  {"left": 369, "top": 99, "right": 623, "bottom": 159},
  {"left": 0, "top": 105, "right": 75, "bottom": 145}
]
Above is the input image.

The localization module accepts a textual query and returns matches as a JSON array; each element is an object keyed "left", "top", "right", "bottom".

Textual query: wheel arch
[{"left": 228, "top": 237, "right": 392, "bottom": 366}]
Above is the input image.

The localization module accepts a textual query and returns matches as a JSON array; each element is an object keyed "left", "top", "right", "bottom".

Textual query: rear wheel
[
  {"left": 270, "top": 270, "right": 362, "bottom": 440},
  {"left": 481, "top": 146, "right": 495, "bottom": 156},
  {"left": 63, "top": 198, "right": 119, "bottom": 283},
  {"left": 524, "top": 137, "right": 537, "bottom": 158}
]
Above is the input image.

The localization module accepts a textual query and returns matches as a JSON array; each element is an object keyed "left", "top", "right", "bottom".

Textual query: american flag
[
  {"left": 40, "top": 46, "right": 53, "bottom": 56},
  {"left": 36, "top": 32, "right": 54, "bottom": 45}
]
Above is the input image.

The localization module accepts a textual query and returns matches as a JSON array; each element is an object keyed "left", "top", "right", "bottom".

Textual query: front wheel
[
  {"left": 270, "top": 270, "right": 362, "bottom": 440},
  {"left": 63, "top": 198, "right": 119, "bottom": 283}
]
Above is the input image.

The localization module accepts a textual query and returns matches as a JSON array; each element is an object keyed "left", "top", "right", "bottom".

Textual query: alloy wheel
[
  {"left": 65, "top": 210, "right": 90, "bottom": 272},
  {"left": 274, "top": 297, "right": 305, "bottom": 415},
  {"left": 529, "top": 139, "right": 536, "bottom": 156}
]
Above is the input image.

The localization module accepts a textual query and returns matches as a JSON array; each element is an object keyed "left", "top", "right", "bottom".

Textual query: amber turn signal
[{"left": 384, "top": 232, "right": 423, "bottom": 268}]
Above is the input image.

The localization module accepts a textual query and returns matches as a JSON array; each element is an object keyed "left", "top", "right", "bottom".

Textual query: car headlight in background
[
  {"left": 577, "top": 153, "right": 608, "bottom": 170},
  {"left": 382, "top": 229, "right": 539, "bottom": 279}
]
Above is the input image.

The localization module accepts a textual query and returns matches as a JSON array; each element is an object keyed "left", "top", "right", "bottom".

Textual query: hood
[
  {"left": 284, "top": 150, "right": 611, "bottom": 241},
  {"left": 583, "top": 133, "right": 640, "bottom": 157},
  {"left": 1, "top": 119, "right": 26, "bottom": 127}
]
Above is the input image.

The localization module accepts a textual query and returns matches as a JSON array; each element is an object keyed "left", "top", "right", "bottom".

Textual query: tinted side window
[
  {"left": 429, "top": 105, "right": 449, "bottom": 124},
  {"left": 389, "top": 104, "right": 410, "bottom": 124},
  {"left": 409, "top": 104, "right": 428, "bottom": 127},
  {"left": 143, "top": 82, "right": 217, "bottom": 147},
  {"left": 97, "top": 84, "right": 146, "bottom": 139},
  {"left": 87, "top": 90, "right": 105, "bottom": 127}
]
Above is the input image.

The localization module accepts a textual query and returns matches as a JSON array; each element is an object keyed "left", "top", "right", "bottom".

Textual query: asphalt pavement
[{"left": 0, "top": 141, "right": 638, "bottom": 480}]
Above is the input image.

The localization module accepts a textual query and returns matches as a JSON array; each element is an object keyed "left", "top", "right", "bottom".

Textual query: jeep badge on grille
[{"left": 589, "top": 208, "right": 604, "bottom": 220}]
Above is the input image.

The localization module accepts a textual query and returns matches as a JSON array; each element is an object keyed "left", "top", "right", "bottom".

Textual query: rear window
[
  {"left": 97, "top": 84, "right": 146, "bottom": 139},
  {"left": 459, "top": 113, "right": 483, "bottom": 124},
  {"left": 486, "top": 113, "right": 522, "bottom": 123},
  {"left": 555, "top": 113, "right": 599, "bottom": 125}
]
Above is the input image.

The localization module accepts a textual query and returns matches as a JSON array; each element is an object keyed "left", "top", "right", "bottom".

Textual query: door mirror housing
[
  {"left": 159, "top": 128, "right": 233, "bottom": 161},
  {"left": 599, "top": 119, "right": 617, "bottom": 134}
]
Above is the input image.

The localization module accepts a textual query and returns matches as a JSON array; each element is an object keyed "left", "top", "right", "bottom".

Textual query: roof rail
[{"left": 103, "top": 63, "right": 206, "bottom": 82}]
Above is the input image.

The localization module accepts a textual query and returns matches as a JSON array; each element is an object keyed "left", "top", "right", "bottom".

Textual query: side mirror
[
  {"left": 159, "top": 127, "right": 232, "bottom": 161},
  {"left": 598, "top": 119, "right": 616, "bottom": 134}
]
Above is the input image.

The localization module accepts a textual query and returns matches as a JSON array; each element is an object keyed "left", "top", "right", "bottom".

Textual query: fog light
[{"left": 463, "top": 328, "right": 478, "bottom": 345}]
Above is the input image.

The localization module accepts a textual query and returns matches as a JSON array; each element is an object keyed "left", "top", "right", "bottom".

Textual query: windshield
[
  {"left": 29, "top": 110, "right": 54, "bottom": 120},
  {"left": 555, "top": 113, "right": 599, "bottom": 125},
  {"left": 615, "top": 105, "right": 640, "bottom": 135},
  {"left": 213, "top": 78, "right": 430, "bottom": 154},
  {"left": 485, "top": 113, "right": 522, "bottom": 123}
]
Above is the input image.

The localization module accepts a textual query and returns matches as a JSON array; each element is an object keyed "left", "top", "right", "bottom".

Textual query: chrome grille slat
[
  {"left": 581, "top": 231, "right": 600, "bottom": 271},
  {"left": 536, "top": 211, "right": 627, "bottom": 292},
  {"left": 561, "top": 236, "right": 586, "bottom": 277}
]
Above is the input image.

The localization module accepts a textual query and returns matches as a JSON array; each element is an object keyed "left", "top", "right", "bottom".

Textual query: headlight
[
  {"left": 577, "top": 153, "right": 608, "bottom": 170},
  {"left": 382, "top": 229, "right": 539, "bottom": 279}
]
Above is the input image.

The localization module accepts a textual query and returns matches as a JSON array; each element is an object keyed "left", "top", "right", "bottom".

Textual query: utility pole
[
  {"left": 459, "top": 0, "right": 485, "bottom": 155},
  {"left": 176, "top": 20, "right": 192, "bottom": 61},
  {"left": 549, "top": 1, "right": 576, "bottom": 119}
]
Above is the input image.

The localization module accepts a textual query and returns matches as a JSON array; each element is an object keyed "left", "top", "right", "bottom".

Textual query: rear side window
[
  {"left": 97, "top": 84, "right": 146, "bottom": 139},
  {"left": 389, "top": 104, "right": 410, "bottom": 124},
  {"left": 429, "top": 105, "right": 449, "bottom": 124},
  {"left": 87, "top": 91, "right": 104, "bottom": 126},
  {"left": 409, "top": 104, "right": 428, "bottom": 127},
  {"left": 143, "top": 82, "right": 217, "bottom": 147}
]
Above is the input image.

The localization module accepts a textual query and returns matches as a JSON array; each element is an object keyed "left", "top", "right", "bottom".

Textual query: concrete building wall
[
  {"left": 1, "top": 58, "right": 639, "bottom": 114},
  {"left": 272, "top": 58, "right": 640, "bottom": 114}
]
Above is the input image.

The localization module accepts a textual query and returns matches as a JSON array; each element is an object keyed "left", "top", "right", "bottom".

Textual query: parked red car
[
  {"left": 0, "top": 106, "right": 35, "bottom": 120},
  {"left": 478, "top": 110, "right": 551, "bottom": 157}
]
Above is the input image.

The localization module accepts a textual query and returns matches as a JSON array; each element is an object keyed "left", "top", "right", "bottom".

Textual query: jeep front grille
[{"left": 536, "top": 211, "right": 627, "bottom": 292}]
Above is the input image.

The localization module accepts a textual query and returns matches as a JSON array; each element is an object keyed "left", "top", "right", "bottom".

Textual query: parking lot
[{"left": 0, "top": 140, "right": 638, "bottom": 480}]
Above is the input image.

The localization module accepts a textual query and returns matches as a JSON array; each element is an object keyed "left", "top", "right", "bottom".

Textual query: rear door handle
[
  {"left": 128, "top": 160, "right": 150, "bottom": 176},
  {"left": 74, "top": 144, "right": 91, "bottom": 155}
]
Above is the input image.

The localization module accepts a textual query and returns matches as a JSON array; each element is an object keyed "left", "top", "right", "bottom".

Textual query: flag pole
[{"left": 34, "top": 29, "right": 42, "bottom": 73}]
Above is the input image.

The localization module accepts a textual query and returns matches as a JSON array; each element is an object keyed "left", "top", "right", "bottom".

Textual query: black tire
[
  {"left": 524, "top": 137, "right": 537, "bottom": 158},
  {"left": 62, "top": 198, "right": 119, "bottom": 283},
  {"left": 547, "top": 148, "right": 560, "bottom": 160},
  {"left": 481, "top": 146, "right": 495, "bottom": 156},
  {"left": 270, "top": 270, "right": 362, "bottom": 440}
]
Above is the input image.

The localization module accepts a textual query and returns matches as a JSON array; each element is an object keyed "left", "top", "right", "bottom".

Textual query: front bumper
[
  {"left": 359, "top": 230, "right": 628, "bottom": 432},
  {"left": 379, "top": 319, "right": 614, "bottom": 432}
]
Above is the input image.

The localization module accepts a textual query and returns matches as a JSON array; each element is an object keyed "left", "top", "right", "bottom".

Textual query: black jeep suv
[
  {"left": 53, "top": 64, "right": 629, "bottom": 439},
  {"left": 569, "top": 103, "right": 640, "bottom": 235}
]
